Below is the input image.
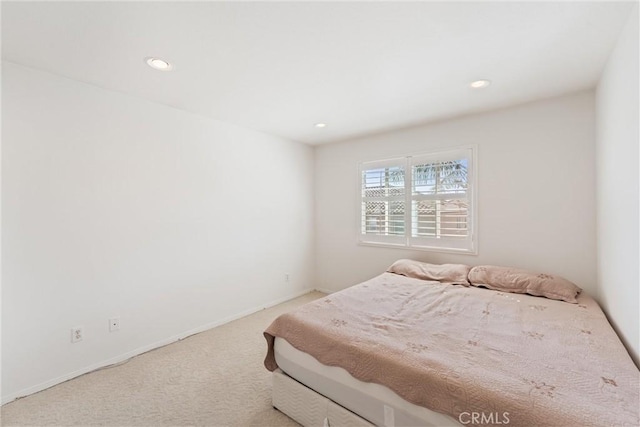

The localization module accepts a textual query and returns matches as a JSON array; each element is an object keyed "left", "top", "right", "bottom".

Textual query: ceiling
[{"left": 1, "top": 2, "right": 634, "bottom": 145}]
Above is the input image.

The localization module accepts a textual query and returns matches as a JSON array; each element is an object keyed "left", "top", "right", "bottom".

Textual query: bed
[{"left": 264, "top": 262, "right": 640, "bottom": 426}]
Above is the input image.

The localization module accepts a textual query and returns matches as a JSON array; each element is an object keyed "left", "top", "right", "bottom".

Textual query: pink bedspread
[{"left": 264, "top": 273, "right": 639, "bottom": 426}]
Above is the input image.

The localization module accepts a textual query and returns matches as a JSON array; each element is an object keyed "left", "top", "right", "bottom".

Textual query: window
[{"left": 359, "top": 147, "right": 476, "bottom": 253}]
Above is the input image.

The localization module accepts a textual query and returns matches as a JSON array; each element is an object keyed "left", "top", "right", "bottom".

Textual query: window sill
[{"left": 357, "top": 240, "right": 478, "bottom": 256}]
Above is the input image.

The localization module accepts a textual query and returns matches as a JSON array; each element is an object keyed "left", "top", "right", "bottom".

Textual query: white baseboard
[
  {"left": 1, "top": 287, "right": 316, "bottom": 406},
  {"left": 314, "top": 287, "right": 335, "bottom": 294}
]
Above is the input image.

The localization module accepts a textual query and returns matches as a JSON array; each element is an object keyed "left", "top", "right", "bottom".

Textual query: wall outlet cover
[{"left": 71, "top": 327, "right": 83, "bottom": 343}]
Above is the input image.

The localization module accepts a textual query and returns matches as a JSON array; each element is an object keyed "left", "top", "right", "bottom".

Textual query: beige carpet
[{"left": 2, "top": 292, "right": 325, "bottom": 427}]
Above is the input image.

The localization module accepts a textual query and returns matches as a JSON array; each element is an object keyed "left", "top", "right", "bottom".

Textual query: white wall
[
  {"left": 315, "top": 92, "right": 597, "bottom": 295},
  {"left": 1, "top": 62, "right": 315, "bottom": 402},
  {"left": 595, "top": 6, "right": 639, "bottom": 366}
]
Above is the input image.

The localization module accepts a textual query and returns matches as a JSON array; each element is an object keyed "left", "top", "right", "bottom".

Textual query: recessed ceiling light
[
  {"left": 315, "top": 123, "right": 327, "bottom": 128},
  {"left": 470, "top": 79, "right": 491, "bottom": 89},
  {"left": 145, "top": 57, "right": 172, "bottom": 71}
]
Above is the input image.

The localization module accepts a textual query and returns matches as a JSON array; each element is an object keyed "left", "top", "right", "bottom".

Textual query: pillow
[
  {"left": 468, "top": 265, "right": 582, "bottom": 303},
  {"left": 387, "top": 259, "right": 471, "bottom": 286}
]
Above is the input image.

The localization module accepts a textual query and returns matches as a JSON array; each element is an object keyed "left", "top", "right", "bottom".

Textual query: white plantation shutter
[
  {"left": 359, "top": 158, "right": 406, "bottom": 245},
  {"left": 408, "top": 148, "right": 474, "bottom": 251},
  {"left": 359, "top": 147, "right": 476, "bottom": 253}
]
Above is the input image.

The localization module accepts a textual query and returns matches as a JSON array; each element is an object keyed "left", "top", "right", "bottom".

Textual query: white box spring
[{"left": 274, "top": 337, "right": 460, "bottom": 427}]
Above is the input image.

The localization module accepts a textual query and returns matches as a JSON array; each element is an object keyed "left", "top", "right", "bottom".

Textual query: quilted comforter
[{"left": 264, "top": 273, "right": 639, "bottom": 426}]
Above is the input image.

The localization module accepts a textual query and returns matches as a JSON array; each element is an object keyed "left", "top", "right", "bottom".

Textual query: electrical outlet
[
  {"left": 109, "top": 317, "right": 120, "bottom": 332},
  {"left": 71, "top": 327, "right": 83, "bottom": 343}
]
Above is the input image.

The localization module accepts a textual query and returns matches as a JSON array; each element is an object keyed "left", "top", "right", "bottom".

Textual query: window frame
[{"left": 357, "top": 145, "right": 478, "bottom": 255}]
